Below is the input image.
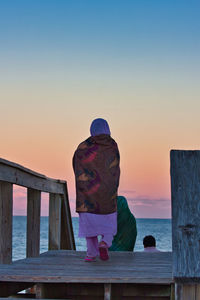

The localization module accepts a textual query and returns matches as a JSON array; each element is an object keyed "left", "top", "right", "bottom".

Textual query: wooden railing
[{"left": 0, "top": 158, "right": 75, "bottom": 264}]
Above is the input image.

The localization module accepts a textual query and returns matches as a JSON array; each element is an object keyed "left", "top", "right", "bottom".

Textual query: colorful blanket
[{"left": 73, "top": 134, "right": 120, "bottom": 214}]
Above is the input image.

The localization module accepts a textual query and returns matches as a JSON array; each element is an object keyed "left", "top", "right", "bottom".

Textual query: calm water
[{"left": 12, "top": 216, "right": 172, "bottom": 261}]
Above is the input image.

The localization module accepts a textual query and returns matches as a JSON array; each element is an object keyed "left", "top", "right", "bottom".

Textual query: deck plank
[{"left": 0, "top": 251, "right": 172, "bottom": 284}]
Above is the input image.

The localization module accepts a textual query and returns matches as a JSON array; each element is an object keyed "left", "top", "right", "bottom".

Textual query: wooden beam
[
  {"left": 0, "top": 181, "right": 13, "bottom": 264},
  {"left": 0, "top": 158, "right": 65, "bottom": 194},
  {"left": 36, "top": 283, "right": 104, "bottom": 299},
  {"left": 49, "top": 193, "right": 61, "bottom": 250},
  {"left": 171, "top": 150, "right": 200, "bottom": 280},
  {"left": 27, "top": 188, "right": 41, "bottom": 257}
]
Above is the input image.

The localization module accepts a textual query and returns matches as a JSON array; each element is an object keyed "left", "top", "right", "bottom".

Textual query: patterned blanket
[{"left": 73, "top": 134, "right": 120, "bottom": 214}]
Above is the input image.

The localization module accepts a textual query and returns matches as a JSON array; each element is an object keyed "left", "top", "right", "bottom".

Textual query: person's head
[
  {"left": 90, "top": 118, "right": 111, "bottom": 137},
  {"left": 143, "top": 235, "right": 156, "bottom": 248}
]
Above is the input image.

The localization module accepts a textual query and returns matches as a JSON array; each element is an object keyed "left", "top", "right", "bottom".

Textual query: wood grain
[
  {"left": 171, "top": 150, "right": 200, "bottom": 280},
  {"left": 0, "top": 158, "right": 65, "bottom": 194},
  {"left": 0, "top": 181, "right": 13, "bottom": 264},
  {"left": 49, "top": 193, "right": 61, "bottom": 250},
  {"left": 0, "top": 251, "right": 173, "bottom": 284},
  {"left": 0, "top": 157, "right": 75, "bottom": 256},
  {"left": 27, "top": 188, "right": 41, "bottom": 257},
  {"left": 60, "top": 183, "right": 76, "bottom": 250}
]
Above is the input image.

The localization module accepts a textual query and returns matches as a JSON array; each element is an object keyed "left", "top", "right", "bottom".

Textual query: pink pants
[{"left": 86, "top": 234, "right": 113, "bottom": 257}]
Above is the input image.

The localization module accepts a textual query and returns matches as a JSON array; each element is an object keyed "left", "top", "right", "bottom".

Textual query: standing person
[{"left": 73, "top": 118, "right": 120, "bottom": 262}]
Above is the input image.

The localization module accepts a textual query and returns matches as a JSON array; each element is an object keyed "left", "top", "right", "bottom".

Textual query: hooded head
[{"left": 90, "top": 118, "right": 111, "bottom": 137}]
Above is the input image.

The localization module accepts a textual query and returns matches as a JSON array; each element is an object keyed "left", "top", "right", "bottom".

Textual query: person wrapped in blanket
[
  {"left": 109, "top": 196, "right": 137, "bottom": 252},
  {"left": 73, "top": 118, "right": 120, "bottom": 261}
]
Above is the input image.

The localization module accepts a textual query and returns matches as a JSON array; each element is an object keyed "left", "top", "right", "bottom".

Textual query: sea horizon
[{"left": 12, "top": 216, "right": 172, "bottom": 261}]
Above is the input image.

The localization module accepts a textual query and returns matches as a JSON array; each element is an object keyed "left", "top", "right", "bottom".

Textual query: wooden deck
[{"left": 0, "top": 250, "right": 174, "bottom": 299}]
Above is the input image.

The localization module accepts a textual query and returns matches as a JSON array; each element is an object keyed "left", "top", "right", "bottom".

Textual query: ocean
[{"left": 12, "top": 216, "right": 172, "bottom": 261}]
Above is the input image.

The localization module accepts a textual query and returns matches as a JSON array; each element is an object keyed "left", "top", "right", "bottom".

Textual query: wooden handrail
[
  {"left": 0, "top": 158, "right": 65, "bottom": 194},
  {"left": 0, "top": 158, "right": 76, "bottom": 264}
]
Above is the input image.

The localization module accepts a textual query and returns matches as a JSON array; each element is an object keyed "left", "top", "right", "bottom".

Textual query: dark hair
[{"left": 143, "top": 235, "right": 156, "bottom": 248}]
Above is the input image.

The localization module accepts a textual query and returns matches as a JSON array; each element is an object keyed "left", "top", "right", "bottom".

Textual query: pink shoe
[
  {"left": 84, "top": 256, "right": 96, "bottom": 262},
  {"left": 99, "top": 241, "right": 109, "bottom": 261}
]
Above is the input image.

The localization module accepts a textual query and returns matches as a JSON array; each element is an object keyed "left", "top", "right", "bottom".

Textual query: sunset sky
[{"left": 1, "top": 0, "right": 200, "bottom": 218}]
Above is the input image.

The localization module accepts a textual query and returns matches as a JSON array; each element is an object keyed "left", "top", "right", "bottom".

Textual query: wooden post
[
  {"left": 171, "top": 150, "right": 200, "bottom": 300},
  {"left": 0, "top": 181, "right": 13, "bottom": 264},
  {"left": 171, "top": 283, "right": 175, "bottom": 300},
  {"left": 49, "top": 193, "right": 61, "bottom": 250},
  {"left": 60, "top": 183, "right": 76, "bottom": 250},
  {"left": 104, "top": 283, "right": 112, "bottom": 300},
  {"left": 27, "top": 188, "right": 41, "bottom": 257}
]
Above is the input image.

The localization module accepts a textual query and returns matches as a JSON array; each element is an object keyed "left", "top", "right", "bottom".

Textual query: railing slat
[
  {"left": 49, "top": 194, "right": 61, "bottom": 250},
  {"left": 60, "top": 183, "right": 76, "bottom": 250},
  {"left": 27, "top": 188, "right": 41, "bottom": 257},
  {"left": 0, "top": 181, "right": 13, "bottom": 264}
]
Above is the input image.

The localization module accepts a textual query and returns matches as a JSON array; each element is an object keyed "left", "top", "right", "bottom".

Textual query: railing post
[
  {"left": 26, "top": 188, "right": 41, "bottom": 257},
  {"left": 170, "top": 150, "right": 200, "bottom": 300},
  {"left": 0, "top": 181, "right": 13, "bottom": 264},
  {"left": 60, "top": 183, "right": 76, "bottom": 250},
  {"left": 104, "top": 283, "right": 112, "bottom": 300},
  {"left": 49, "top": 193, "right": 61, "bottom": 250}
]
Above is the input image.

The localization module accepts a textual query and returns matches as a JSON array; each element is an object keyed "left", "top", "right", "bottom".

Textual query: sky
[{"left": 1, "top": 0, "right": 200, "bottom": 218}]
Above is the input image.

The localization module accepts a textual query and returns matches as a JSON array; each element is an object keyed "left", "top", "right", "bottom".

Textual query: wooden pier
[
  {"left": 1, "top": 151, "right": 200, "bottom": 299},
  {"left": 0, "top": 250, "right": 173, "bottom": 299}
]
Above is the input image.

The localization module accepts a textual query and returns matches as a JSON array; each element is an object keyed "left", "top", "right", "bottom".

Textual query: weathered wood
[
  {"left": 0, "top": 157, "right": 75, "bottom": 265},
  {"left": 36, "top": 283, "right": 104, "bottom": 299},
  {"left": 104, "top": 283, "right": 112, "bottom": 300},
  {"left": 60, "top": 183, "right": 76, "bottom": 250},
  {"left": 0, "top": 251, "right": 173, "bottom": 284},
  {"left": 170, "top": 150, "right": 200, "bottom": 282},
  {"left": 36, "top": 283, "right": 103, "bottom": 299},
  {"left": 112, "top": 284, "right": 171, "bottom": 297},
  {"left": 0, "top": 181, "right": 13, "bottom": 264},
  {"left": 170, "top": 283, "right": 175, "bottom": 300},
  {"left": 0, "top": 158, "right": 65, "bottom": 194},
  {"left": 196, "top": 284, "right": 200, "bottom": 298},
  {"left": 175, "top": 284, "right": 197, "bottom": 300},
  {"left": 121, "top": 296, "right": 170, "bottom": 300},
  {"left": 0, "top": 298, "right": 71, "bottom": 300},
  {"left": 27, "top": 188, "right": 41, "bottom": 257},
  {"left": 0, "top": 282, "right": 32, "bottom": 297},
  {"left": 182, "top": 285, "right": 196, "bottom": 300},
  {"left": 49, "top": 193, "right": 61, "bottom": 250},
  {"left": 36, "top": 282, "right": 172, "bottom": 299},
  {"left": 0, "top": 251, "right": 174, "bottom": 298}
]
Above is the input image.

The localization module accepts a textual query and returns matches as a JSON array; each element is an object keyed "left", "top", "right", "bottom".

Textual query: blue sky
[
  {"left": 0, "top": 0, "right": 200, "bottom": 217},
  {"left": 0, "top": 0, "right": 199, "bottom": 62}
]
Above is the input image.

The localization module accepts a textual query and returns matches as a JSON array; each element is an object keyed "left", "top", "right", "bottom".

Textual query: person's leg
[
  {"left": 99, "top": 234, "right": 113, "bottom": 261},
  {"left": 100, "top": 234, "right": 113, "bottom": 248},
  {"left": 86, "top": 236, "right": 99, "bottom": 258}
]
